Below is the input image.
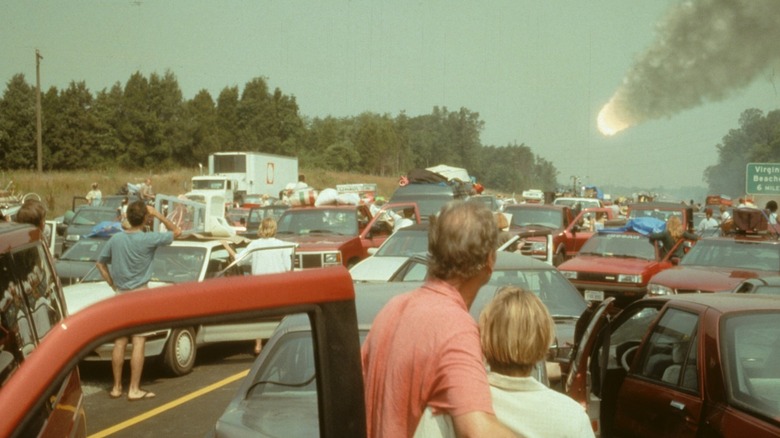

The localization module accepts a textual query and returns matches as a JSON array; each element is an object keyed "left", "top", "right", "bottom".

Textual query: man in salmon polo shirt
[{"left": 361, "top": 200, "right": 518, "bottom": 437}]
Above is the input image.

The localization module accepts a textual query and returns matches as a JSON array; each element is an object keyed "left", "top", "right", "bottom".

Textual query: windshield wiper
[{"left": 245, "top": 373, "right": 316, "bottom": 398}]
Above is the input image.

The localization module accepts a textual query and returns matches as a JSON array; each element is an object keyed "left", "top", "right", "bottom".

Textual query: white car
[
  {"left": 349, "top": 223, "right": 428, "bottom": 282},
  {"left": 64, "top": 234, "right": 292, "bottom": 375}
]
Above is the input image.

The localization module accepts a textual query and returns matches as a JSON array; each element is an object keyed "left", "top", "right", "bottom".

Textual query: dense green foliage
[
  {"left": 0, "top": 71, "right": 558, "bottom": 193},
  {"left": 704, "top": 108, "right": 780, "bottom": 197}
]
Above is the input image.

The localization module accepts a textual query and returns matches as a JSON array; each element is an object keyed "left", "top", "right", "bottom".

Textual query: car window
[
  {"left": 637, "top": 308, "right": 698, "bottom": 391},
  {"left": 0, "top": 241, "right": 65, "bottom": 387},
  {"left": 375, "top": 230, "right": 428, "bottom": 257},
  {"left": 486, "top": 269, "right": 586, "bottom": 317},
  {"left": 60, "top": 238, "right": 107, "bottom": 261},
  {"left": 151, "top": 246, "right": 207, "bottom": 283},
  {"left": 506, "top": 207, "right": 562, "bottom": 228},
  {"left": 580, "top": 234, "right": 656, "bottom": 260},
  {"left": 248, "top": 326, "right": 369, "bottom": 399},
  {"left": 723, "top": 312, "right": 780, "bottom": 421},
  {"left": 681, "top": 240, "right": 780, "bottom": 271}
]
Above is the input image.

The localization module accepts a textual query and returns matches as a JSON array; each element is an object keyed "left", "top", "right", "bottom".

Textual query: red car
[
  {"left": 648, "top": 234, "right": 780, "bottom": 296},
  {"left": 0, "top": 222, "right": 86, "bottom": 437},
  {"left": 566, "top": 294, "right": 780, "bottom": 437},
  {"left": 558, "top": 229, "right": 685, "bottom": 306}
]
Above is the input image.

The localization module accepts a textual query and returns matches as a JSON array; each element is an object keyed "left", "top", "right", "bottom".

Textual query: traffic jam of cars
[{"left": 2, "top": 166, "right": 780, "bottom": 438}]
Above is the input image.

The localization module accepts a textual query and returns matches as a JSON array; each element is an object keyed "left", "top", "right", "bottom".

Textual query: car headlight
[
  {"left": 66, "top": 235, "right": 80, "bottom": 242},
  {"left": 617, "top": 274, "right": 641, "bottom": 283},
  {"left": 560, "top": 270, "right": 577, "bottom": 279},
  {"left": 647, "top": 283, "right": 675, "bottom": 296},
  {"left": 529, "top": 241, "right": 547, "bottom": 252},
  {"left": 324, "top": 253, "right": 341, "bottom": 265}
]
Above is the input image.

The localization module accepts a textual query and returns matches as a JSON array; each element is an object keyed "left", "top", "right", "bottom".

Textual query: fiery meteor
[{"left": 597, "top": 96, "right": 632, "bottom": 136}]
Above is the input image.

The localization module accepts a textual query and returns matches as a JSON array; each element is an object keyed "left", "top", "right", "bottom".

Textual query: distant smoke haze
[{"left": 598, "top": 0, "right": 780, "bottom": 135}]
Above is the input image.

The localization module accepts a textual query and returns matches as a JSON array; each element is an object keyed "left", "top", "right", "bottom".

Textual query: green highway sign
[{"left": 746, "top": 163, "right": 780, "bottom": 195}]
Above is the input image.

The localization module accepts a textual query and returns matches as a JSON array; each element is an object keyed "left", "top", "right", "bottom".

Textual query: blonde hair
[
  {"left": 479, "top": 286, "right": 554, "bottom": 375},
  {"left": 494, "top": 212, "right": 509, "bottom": 230},
  {"left": 666, "top": 216, "right": 683, "bottom": 241},
  {"left": 259, "top": 217, "right": 278, "bottom": 238}
]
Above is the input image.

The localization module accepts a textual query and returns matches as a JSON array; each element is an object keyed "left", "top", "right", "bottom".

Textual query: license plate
[{"left": 584, "top": 290, "right": 604, "bottom": 301}]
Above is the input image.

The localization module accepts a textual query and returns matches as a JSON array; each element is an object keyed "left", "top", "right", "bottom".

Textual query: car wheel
[{"left": 162, "top": 327, "right": 197, "bottom": 376}]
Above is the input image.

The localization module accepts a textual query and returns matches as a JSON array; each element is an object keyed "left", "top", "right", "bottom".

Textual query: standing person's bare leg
[
  {"left": 127, "top": 336, "right": 155, "bottom": 401},
  {"left": 110, "top": 337, "right": 128, "bottom": 398}
]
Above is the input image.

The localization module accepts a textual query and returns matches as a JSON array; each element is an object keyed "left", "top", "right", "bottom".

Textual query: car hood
[
  {"left": 349, "top": 256, "right": 410, "bottom": 282},
  {"left": 650, "top": 265, "right": 768, "bottom": 292},
  {"left": 559, "top": 254, "right": 656, "bottom": 275},
  {"left": 63, "top": 281, "right": 168, "bottom": 314}
]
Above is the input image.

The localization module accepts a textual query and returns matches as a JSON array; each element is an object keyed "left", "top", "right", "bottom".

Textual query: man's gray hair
[{"left": 428, "top": 200, "right": 498, "bottom": 280}]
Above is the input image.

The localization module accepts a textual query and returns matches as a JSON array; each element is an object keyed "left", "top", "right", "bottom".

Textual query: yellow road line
[{"left": 88, "top": 369, "right": 249, "bottom": 438}]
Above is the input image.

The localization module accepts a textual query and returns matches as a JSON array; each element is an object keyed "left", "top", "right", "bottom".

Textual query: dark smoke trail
[{"left": 599, "top": 0, "right": 780, "bottom": 135}]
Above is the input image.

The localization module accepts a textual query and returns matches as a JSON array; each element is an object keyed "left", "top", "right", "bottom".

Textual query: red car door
[{"left": 614, "top": 307, "right": 704, "bottom": 437}]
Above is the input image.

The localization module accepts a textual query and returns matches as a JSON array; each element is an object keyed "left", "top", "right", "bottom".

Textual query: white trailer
[{"left": 196, "top": 152, "right": 298, "bottom": 204}]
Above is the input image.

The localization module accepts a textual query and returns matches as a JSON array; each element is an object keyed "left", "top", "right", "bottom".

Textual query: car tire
[{"left": 162, "top": 327, "right": 197, "bottom": 376}]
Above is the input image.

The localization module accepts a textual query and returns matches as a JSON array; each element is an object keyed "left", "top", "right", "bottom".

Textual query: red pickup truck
[
  {"left": 504, "top": 204, "right": 615, "bottom": 266},
  {"left": 275, "top": 202, "right": 420, "bottom": 269}
]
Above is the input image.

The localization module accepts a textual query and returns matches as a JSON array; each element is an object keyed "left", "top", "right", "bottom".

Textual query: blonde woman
[
  {"left": 479, "top": 286, "right": 594, "bottom": 437},
  {"left": 649, "top": 216, "right": 698, "bottom": 259}
]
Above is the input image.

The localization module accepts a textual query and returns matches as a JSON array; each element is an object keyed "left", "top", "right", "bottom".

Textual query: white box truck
[{"left": 190, "top": 152, "right": 298, "bottom": 205}]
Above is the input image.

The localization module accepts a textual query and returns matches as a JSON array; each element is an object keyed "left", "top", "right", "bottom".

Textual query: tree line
[
  {"left": 704, "top": 108, "right": 780, "bottom": 198},
  {"left": 0, "top": 71, "right": 558, "bottom": 194}
]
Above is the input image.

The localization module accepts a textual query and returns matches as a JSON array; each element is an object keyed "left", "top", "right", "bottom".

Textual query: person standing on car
[
  {"left": 362, "top": 200, "right": 518, "bottom": 438},
  {"left": 96, "top": 200, "right": 182, "bottom": 401},
  {"left": 86, "top": 182, "right": 103, "bottom": 207}
]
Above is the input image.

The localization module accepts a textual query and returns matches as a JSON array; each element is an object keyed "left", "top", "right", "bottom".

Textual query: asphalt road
[{"left": 79, "top": 341, "right": 257, "bottom": 438}]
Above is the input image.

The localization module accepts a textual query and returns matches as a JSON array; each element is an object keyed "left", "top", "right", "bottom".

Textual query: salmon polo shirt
[{"left": 361, "top": 279, "right": 494, "bottom": 437}]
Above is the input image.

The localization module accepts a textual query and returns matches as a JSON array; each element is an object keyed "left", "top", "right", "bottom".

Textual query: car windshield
[
  {"left": 149, "top": 246, "right": 207, "bottom": 283},
  {"left": 71, "top": 209, "right": 118, "bottom": 226},
  {"left": 506, "top": 207, "right": 562, "bottom": 228},
  {"left": 680, "top": 239, "right": 780, "bottom": 272},
  {"left": 753, "top": 286, "right": 780, "bottom": 296},
  {"left": 579, "top": 233, "right": 656, "bottom": 260},
  {"left": 248, "top": 206, "right": 289, "bottom": 223},
  {"left": 59, "top": 239, "right": 107, "bottom": 262},
  {"left": 482, "top": 268, "right": 586, "bottom": 317},
  {"left": 247, "top": 329, "right": 369, "bottom": 398},
  {"left": 554, "top": 198, "right": 599, "bottom": 209},
  {"left": 722, "top": 312, "right": 780, "bottom": 421},
  {"left": 628, "top": 208, "right": 683, "bottom": 222},
  {"left": 375, "top": 229, "right": 428, "bottom": 257},
  {"left": 276, "top": 209, "right": 358, "bottom": 236},
  {"left": 80, "top": 246, "right": 208, "bottom": 284}
]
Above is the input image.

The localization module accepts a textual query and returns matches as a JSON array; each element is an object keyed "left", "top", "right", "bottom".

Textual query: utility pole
[{"left": 35, "top": 49, "right": 43, "bottom": 173}]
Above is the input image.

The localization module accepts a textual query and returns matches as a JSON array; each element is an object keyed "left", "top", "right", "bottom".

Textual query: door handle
[{"left": 670, "top": 400, "right": 686, "bottom": 411}]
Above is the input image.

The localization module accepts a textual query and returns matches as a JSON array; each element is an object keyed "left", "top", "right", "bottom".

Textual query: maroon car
[
  {"left": 647, "top": 235, "right": 780, "bottom": 296},
  {"left": 566, "top": 294, "right": 780, "bottom": 437}
]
